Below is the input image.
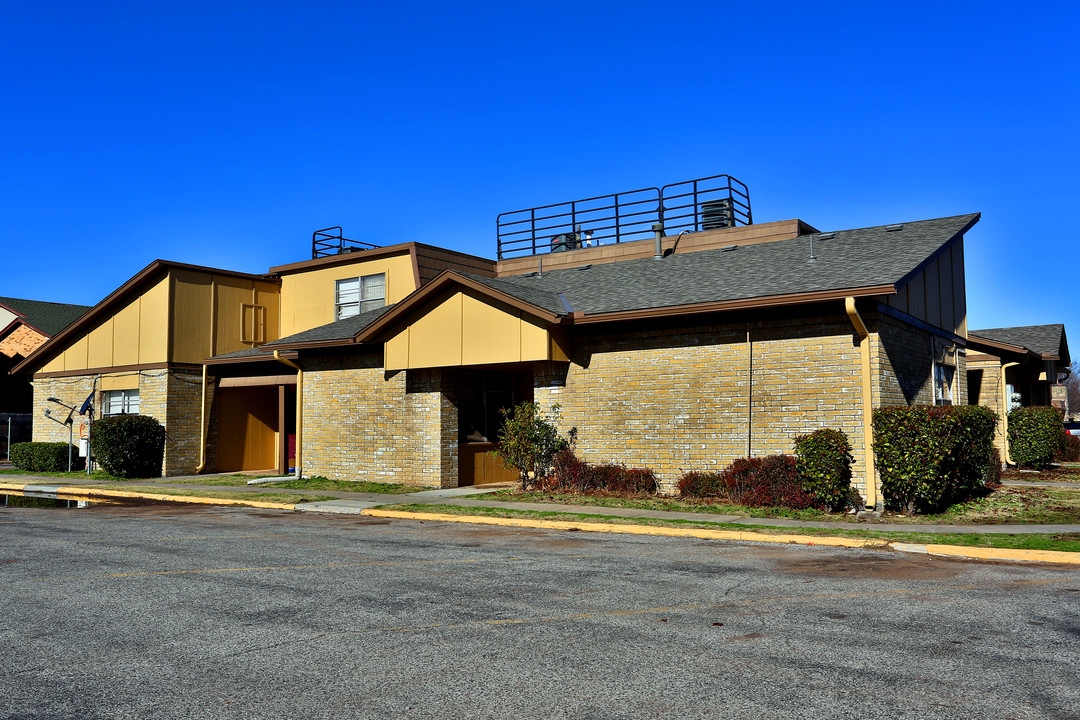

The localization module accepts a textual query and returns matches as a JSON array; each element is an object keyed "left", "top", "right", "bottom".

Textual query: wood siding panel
[
  {"left": 170, "top": 270, "right": 212, "bottom": 364},
  {"left": 952, "top": 240, "right": 967, "bottom": 337}
]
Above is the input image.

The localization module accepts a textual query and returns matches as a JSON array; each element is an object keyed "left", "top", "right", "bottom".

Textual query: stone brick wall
[
  {"left": 534, "top": 314, "right": 868, "bottom": 495},
  {"left": 32, "top": 369, "right": 206, "bottom": 476},
  {"left": 300, "top": 350, "right": 457, "bottom": 487}
]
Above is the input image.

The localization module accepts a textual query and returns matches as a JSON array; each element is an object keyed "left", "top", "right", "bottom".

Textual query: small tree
[{"left": 493, "top": 402, "right": 570, "bottom": 490}]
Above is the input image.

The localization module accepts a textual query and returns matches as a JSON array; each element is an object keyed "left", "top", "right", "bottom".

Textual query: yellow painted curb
[
  {"left": 59, "top": 486, "right": 296, "bottom": 511},
  {"left": 362, "top": 509, "right": 1080, "bottom": 565},
  {"left": 361, "top": 509, "right": 887, "bottom": 549}
]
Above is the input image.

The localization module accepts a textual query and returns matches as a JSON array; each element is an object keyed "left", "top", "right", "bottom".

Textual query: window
[
  {"left": 336, "top": 273, "right": 386, "bottom": 320},
  {"left": 934, "top": 363, "right": 954, "bottom": 406},
  {"left": 241, "top": 304, "right": 266, "bottom": 344},
  {"left": 103, "top": 389, "right": 140, "bottom": 415}
]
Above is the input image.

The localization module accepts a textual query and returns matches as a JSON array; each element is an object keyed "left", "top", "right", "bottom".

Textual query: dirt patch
[{"left": 771, "top": 554, "right": 963, "bottom": 580}]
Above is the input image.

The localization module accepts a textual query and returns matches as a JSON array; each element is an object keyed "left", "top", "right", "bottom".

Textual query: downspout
[
  {"left": 274, "top": 350, "right": 303, "bottom": 477},
  {"left": 195, "top": 364, "right": 208, "bottom": 472},
  {"left": 845, "top": 297, "right": 879, "bottom": 511},
  {"left": 195, "top": 278, "right": 217, "bottom": 473},
  {"left": 747, "top": 327, "right": 753, "bottom": 456},
  {"left": 1001, "top": 361, "right": 1020, "bottom": 466}
]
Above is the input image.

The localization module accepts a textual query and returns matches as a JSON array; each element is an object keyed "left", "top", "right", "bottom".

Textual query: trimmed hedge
[
  {"left": 1057, "top": 431, "right": 1080, "bottom": 463},
  {"left": 1008, "top": 406, "right": 1065, "bottom": 469},
  {"left": 873, "top": 405, "right": 997, "bottom": 513},
  {"left": 678, "top": 455, "right": 820, "bottom": 510},
  {"left": 793, "top": 428, "right": 854, "bottom": 510},
  {"left": 548, "top": 449, "right": 658, "bottom": 494},
  {"left": 90, "top": 414, "right": 165, "bottom": 478},
  {"left": 9, "top": 441, "right": 82, "bottom": 472}
]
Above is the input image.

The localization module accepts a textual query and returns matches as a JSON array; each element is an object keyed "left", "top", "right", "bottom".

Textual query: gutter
[
  {"left": 845, "top": 297, "right": 879, "bottom": 511},
  {"left": 274, "top": 350, "right": 303, "bottom": 477},
  {"left": 195, "top": 277, "right": 218, "bottom": 473},
  {"left": 1001, "top": 361, "right": 1020, "bottom": 466}
]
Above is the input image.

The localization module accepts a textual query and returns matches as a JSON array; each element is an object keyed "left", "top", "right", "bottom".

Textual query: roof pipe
[
  {"left": 845, "top": 297, "right": 879, "bottom": 511},
  {"left": 274, "top": 350, "right": 303, "bottom": 478},
  {"left": 652, "top": 223, "right": 664, "bottom": 260},
  {"left": 1001, "top": 361, "right": 1020, "bottom": 466}
]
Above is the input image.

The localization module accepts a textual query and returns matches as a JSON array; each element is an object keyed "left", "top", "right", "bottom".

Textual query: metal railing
[
  {"left": 312, "top": 227, "right": 382, "bottom": 259},
  {"left": 496, "top": 174, "right": 752, "bottom": 259}
]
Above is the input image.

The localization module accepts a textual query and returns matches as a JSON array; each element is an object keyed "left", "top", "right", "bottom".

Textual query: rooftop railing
[
  {"left": 311, "top": 226, "right": 382, "bottom": 259},
  {"left": 496, "top": 174, "right": 751, "bottom": 259}
]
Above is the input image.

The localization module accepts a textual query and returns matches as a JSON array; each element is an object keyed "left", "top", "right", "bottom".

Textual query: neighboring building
[
  {"left": 12, "top": 177, "right": 981, "bottom": 509},
  {"left": 967, "top": 324, "right": 1071, "bottom": 461},
  {"left": 1, "top": 296, "right": 89, "bottom": 413}
]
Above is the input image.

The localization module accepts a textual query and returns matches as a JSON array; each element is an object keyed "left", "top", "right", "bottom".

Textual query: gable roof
[
  {"left": 0, "top": 296, "right": 91, "bottom": 336},
  {"left": 969, "top": 324, "right": 1070, "bottom": 363},
  {"left": 266, "top": 212, "right": 978, "bottom": 350},
  {"left": 12, "top": 259, "right": 275, "bottom": 375}
]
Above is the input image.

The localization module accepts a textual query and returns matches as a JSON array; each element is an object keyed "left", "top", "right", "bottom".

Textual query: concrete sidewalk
[{"left": 3, "top": 471, "right": 1080, "bottom": 535}]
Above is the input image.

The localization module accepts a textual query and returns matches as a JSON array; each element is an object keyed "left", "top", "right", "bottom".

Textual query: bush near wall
[
  {"left": 793, "top": 428, "right": 854, "bottom": 510},
  {"left": 9, "top": 442, "right": 83, "bottom": 472},
  {"left": 1057, "top": 431, "right": 1080, "bottom": 463},
  {"left": 873, "top": 405, "right": 998, "bottom": 514},
  {"left": 1008, "top": 406, "right": 1066, "bottom": 469},
  {"left": 90, "top": 415, "right": 166, "bottom": 478},
  {"left": 678, "top": 455, "right": 820, "bottom": 510},
  {"left": 548, "top": 449, "right": 658, "bottom": 494}
]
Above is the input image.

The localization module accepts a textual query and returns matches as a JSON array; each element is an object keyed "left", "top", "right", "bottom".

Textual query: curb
[
  {"left": 362, "top": 509, "right": 1080, "bottom": 565},
  {"left": 0, "top": 482, "right": 296, "bottom": 511}
]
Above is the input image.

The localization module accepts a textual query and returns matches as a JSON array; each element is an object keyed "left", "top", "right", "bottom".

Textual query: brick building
[{"left": 13, "top": 178, "right": 983, "bottom": 508}]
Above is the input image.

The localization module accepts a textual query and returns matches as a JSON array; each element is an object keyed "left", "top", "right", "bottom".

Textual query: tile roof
[
  {"left": 0, "top": 297, "right": 91, "bottom": 336},
  {"left": 969, "top": 324, "right": 1068, "bottom": 360}
]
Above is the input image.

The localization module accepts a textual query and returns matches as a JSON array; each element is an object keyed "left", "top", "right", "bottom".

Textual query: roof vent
[
  {"left": 817, "top": 232, "right": 835, "bottom": 240},
  {"left": 577, "top": 264, "right": 593, "bottom": 271},
  {"left": 886, "top": 224, "right": 904, "bottom": 232},
  {"left": 721, "top": 245, "right": 738, "bottom": 252}
]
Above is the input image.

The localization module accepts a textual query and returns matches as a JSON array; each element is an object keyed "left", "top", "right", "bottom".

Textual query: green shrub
[
  {"left": 549, "top": 449, "right": 657, "bottom": 494},
  {"left": 873, "top": 405, "right": 997, "bottom": 513},
  {"left": 793, "top": 428, "right": 854, "bottom": 510},
  {"left": 90, "top": 415, "right": 165, "bottom": 478},
  {"left": 1008, "top": 406, "right": 1063, "bottom": 469},
  {"left": 493, "top": 402, "right": 571, "bottom": 490},
  {"left": 1057, "top": 431, "right": 1080, "bottom": 463},
  {"left": 9, "top": 441, "right": 81, "bottom": 472}
]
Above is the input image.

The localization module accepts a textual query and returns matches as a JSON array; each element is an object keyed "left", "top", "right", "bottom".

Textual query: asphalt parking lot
[{"left": 2, "top": 503, "right": 1079, "bottom": 720}]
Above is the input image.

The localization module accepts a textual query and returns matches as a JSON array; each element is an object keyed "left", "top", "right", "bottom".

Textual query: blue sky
[{"left": 3, "top": 1, "right": 1078, "bottom": 347}]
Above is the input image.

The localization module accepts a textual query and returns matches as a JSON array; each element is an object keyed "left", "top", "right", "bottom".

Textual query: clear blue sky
[{"left": 3, "top": 1, "right": 1078, "bottom": 347}]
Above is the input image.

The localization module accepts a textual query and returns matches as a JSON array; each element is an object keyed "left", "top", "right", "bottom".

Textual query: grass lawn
[
  {"left": 1002, "top": 465, "right": 1080, "bottom": 484},
  {"left": 486, "top": 468, "right": 1080, "bottom": 526},
  {"left": 379, "top": 503, "right": 1080, "bottom": 554},
  {"left": 160, "top": 476, "right": 419, "bottom": 494}
]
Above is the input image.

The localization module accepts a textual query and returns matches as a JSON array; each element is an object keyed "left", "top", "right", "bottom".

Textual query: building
[
  {"left": 966, "top": 324, "right": 1071, "bottom": 460},
  {"left": 13, "top": 176, "right": 981, "bottom": 508}
]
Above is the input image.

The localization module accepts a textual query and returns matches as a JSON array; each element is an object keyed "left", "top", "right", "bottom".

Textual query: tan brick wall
[
  {"left": 870, "top": 314, "right": 967, "bottom": 409},
  {"left": 32, "top": 369, "right": 206, "bottom": 476},
  {"left": 300, "top": 351, "right": 457, "bottom": 487},
  {"left": 968, "top": 358, "right": 1007, "bottom": 460},
  {"left": 534, "top": 315, "right": 868, "bottom": 495}
]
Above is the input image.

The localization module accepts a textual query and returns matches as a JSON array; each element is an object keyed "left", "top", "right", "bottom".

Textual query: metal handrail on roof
[
  {"left": 495, "top": 174, "right": 752, "bottom": 259},
  {"left": 311, "top": 227, "right": 382, "bottom": 259}
]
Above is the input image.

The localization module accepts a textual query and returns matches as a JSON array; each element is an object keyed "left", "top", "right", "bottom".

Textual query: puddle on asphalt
[{"left": 2, "top": 493, "right": 143, "bottom": 509}]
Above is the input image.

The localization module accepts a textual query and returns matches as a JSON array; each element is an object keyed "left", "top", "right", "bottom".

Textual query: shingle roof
[
  {"left": 969, "top": 324, "right": 1068, "bottom": 360},
  {"left": 267, "top": 213, "right": 978, "bottom": 349},
  {"left": 0, "top": 296, "right": 91, "bottom": 336},
  {"left": 466, "top": 213, "right": 978, "bottom": 315},
  {"left": 261, "top": 304, "right": 397, "bottom": 349}
]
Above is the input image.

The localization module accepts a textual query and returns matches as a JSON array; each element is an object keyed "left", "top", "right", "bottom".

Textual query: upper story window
[
  {"left": 103, "top": 389, "right": 140, "bottom": 416},
  {"left": 336, "top": 273, "right": 385, "bottom": 320}
]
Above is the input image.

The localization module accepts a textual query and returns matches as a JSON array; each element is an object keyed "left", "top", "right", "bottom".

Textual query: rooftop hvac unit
[{"left": 702, "top": 198, "right": 734, "bottom": 230}]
